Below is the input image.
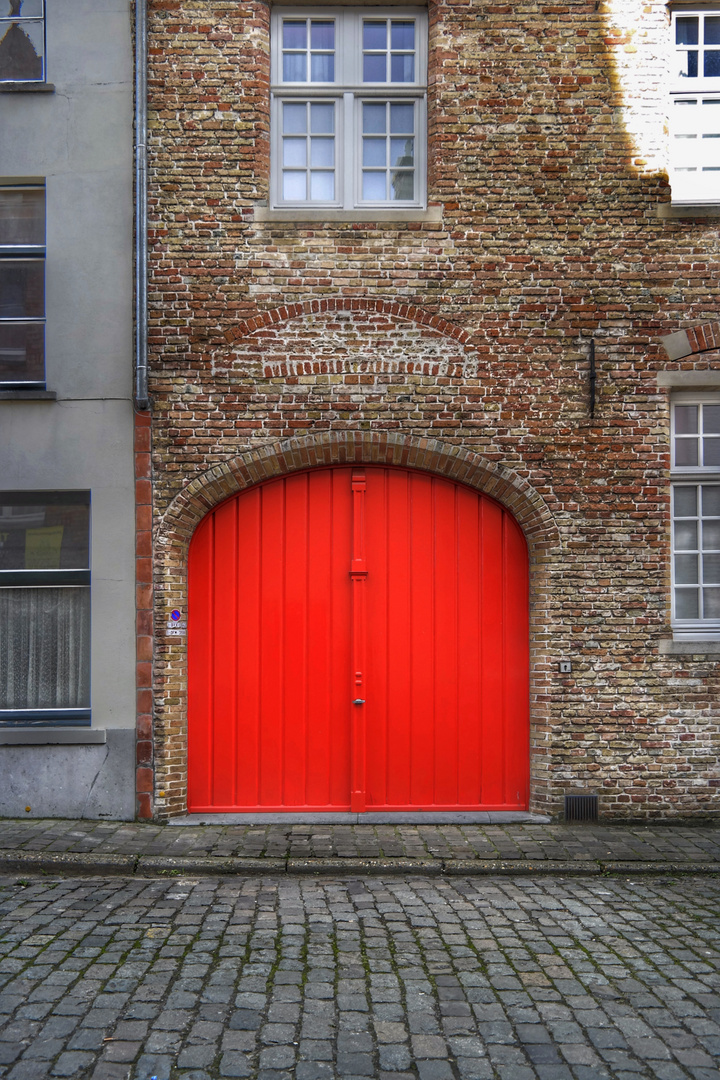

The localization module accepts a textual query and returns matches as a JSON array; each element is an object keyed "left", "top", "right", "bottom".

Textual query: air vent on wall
[{"left": 564, "top": 794, "right": 598, "bottom": 823}]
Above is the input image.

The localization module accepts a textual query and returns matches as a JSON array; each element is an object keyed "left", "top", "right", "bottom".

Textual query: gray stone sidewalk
[{"left": 0, "top": 819, "right": 718, "bottom": 878}]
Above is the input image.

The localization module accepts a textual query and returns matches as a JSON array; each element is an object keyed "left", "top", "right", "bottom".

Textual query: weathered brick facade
[{"left": 144, "top": 0, "right": 720, "bottom": 820}]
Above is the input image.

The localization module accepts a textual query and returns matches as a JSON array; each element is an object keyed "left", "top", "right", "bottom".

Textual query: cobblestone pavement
[
  {"left": 0, "top": 819, "right": 719, "bottom": 866},
  {"left": 0, "top": 872, "right": 718, "bottom": 1080}
]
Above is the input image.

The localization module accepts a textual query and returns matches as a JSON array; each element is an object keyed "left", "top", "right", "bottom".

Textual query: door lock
[{"left": 353, "top": 699, "right": 365, "bottom": 705}]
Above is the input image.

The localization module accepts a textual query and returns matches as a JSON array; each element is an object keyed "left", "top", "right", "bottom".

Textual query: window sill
[
  {"left": 0, "top": 727, "right": 105, "bottom": 746},
  {"left": 657, "top": 203, "right": 720, "bottom": 219},
  {"left": 0, "top": 82, "right": 55, "bottom": 93},
  {"left": 253, "top": 206, "right": 443, "bottom": 224},
  {"left": 0, "top": 390, "right": 56, "bottom": 400},
  {"left": 659, "top": 639, "right": 720, "bottom": 656}
]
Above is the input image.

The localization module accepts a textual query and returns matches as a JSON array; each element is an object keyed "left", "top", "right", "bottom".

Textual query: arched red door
[{"left": 188, "top": 466, "right": 529, "bottom": 812}]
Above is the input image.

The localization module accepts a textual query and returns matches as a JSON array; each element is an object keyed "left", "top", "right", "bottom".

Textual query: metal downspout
[{"left": 134, "top": 0, "right": 149, "bottom": 409}]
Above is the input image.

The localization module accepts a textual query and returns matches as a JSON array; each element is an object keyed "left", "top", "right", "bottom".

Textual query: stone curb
[{"left": 0, "top": 850, "right": 718, "bottom": 878}]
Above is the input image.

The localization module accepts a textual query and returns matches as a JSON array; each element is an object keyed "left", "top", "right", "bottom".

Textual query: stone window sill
[
  {"left": 0, "top": 390, "right": 56, "bottom": 400},
  {"left": 657, "top": 203, "right": 720, "bottom": 219},
  {"left": 253, "top": 206, "right": 443, "bottom": 224},
  {"left": 659, "top": 639, "right": 720, "bottom": 656},
  {"left": 0, "top": 728, "right": 106, "bottom": 745},
  {"left": 0, "top": 82, "right": 55, "bottom": 93}
]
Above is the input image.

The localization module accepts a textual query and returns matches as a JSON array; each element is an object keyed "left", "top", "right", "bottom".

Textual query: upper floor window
[
  {"left": 270, "top": 7, "right": 427, "bottom": 211},
  {"left": 0, "top": 183, "right": 45, "bottom": 388},
  {"left": 671, "top": 397, "right": 720, "bottom": 637},
  {"left": 669, "top": 8, "right": 720, "bottom": 204},
  {"left": 0, "top": 1, "right": 45, "bottom": 83}
]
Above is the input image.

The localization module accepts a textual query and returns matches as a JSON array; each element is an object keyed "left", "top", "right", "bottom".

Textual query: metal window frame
[
  {"left": 670, "top": 394, "right": 720, "bottom": 637},
  {"left": 270, "top": 6, "right": 427, "bottom": 211}
]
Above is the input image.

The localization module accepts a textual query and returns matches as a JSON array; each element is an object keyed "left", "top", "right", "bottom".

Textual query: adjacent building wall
[{"left": 0, "top": 0, "right": 136, "bottom": 819}]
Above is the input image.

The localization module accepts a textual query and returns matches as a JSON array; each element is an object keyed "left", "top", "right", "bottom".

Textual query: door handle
[{"left": 353, "top": 699, "right": 365, "bottom": 705}]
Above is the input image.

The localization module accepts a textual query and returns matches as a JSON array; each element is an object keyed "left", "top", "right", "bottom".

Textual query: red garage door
[{"left": 188, "top": 467, "right": 529, "bottom": 812}]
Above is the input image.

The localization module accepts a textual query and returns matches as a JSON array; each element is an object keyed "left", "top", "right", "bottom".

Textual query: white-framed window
[
  {"left": 270, "top": 7, "right": 427, "bottom": 211},
  {"left": 669, "top": 8, "right": 720, "bottom": 204},
  {"left": 671, "top": 396, "right": 720, "bottom": 638},
  {"left": 0, "top": 1, "right": 45, "bottom": 83},
  {"left": 0, "top": 491, "right": 91, "bottom": 725},
  {"left": 0, "top": 182, "right": 45, "bottom": 388}
]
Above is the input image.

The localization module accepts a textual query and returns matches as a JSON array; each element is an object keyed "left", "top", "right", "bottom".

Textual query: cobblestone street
[{"left": 0, "top": 872, "right": 718, "bottom": 1080}]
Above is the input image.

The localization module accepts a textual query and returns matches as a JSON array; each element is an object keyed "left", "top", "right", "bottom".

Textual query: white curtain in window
[{"left": 0, "top": 587, "right": 90, "bottom": 709}]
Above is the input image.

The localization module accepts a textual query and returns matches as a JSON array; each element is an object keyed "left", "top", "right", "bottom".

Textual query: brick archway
[{"left": 151, "top": 432, "right": 561, "bottom": 820}]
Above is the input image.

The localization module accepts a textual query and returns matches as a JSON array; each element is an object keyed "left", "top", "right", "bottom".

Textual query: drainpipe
[{"left": 134, "top": 0, "right": 149, "bottom": 409}]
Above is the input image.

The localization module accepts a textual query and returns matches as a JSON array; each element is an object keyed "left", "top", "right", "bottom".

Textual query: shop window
[
  {"left": 0, "top": 1, "right": 45, "bottom": 83},
  {"left": 0, "top": 492, "right": 91, "bottom": 724},
  {"left": 271, "top": 7, "right": 427, "bottom": 211},
  {"left": 0, "top": 183, "right": 45, "bottom": 388},
  {"left": 671, "top": 397, "right": 720, "bottom": 637},
  {"left": 669, "top": 8, "right": 720, "bottom": 204}
]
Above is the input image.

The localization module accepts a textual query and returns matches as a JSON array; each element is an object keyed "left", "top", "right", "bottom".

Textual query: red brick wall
[{"left": 144, "top": 0, "right": 720, "bottom": 819}]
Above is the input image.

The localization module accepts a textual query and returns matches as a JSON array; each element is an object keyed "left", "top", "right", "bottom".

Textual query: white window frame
[
  {"left": 270, "top": 6, "right": 427, "bottom": 212},
  {"left": 670, "top": 394, "right": 720, "bottom": 639},
  {"left": 669, "top": 7, "right": 720, "bottom": 205},
  {"left": 0, "top": 0, "right": 45, "bottom": 83}
]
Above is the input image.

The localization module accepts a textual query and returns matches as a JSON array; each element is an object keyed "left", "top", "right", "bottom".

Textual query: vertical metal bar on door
[{"left": 350, "top": 469, "right": 367, "bottom": 812}]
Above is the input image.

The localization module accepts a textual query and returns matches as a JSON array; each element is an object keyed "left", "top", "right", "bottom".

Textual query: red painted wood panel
[{"left": 188, "top": 466, "right": 529, "bottom": 812}]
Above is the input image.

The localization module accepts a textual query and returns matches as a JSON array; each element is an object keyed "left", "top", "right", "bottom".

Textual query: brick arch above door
[{"left": 152, "top": 431, "right": 561, "bottom": 820}]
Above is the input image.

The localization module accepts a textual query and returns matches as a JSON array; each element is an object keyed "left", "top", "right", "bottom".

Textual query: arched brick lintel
[
  {"left": 659, "top": 321, "right": 720, "bottom": 361},
  {"left": 152, "top": 432, "right": 561, "bottom": 820},
  {"left": 224, "top": 298, "right": 473, "bottom": 347}
]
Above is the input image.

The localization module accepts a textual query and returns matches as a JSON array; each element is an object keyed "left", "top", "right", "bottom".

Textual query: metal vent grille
[{"left": 564, "top": 794, "right": 598, "bottom": 823}]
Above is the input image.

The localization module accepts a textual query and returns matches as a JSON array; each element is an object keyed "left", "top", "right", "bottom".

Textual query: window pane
[
  {"left": 706, "top": 17, "right": 720, "bottom": 45},
  {"left": 703, "top": 553, "right": 720, "bottom": 583},
  {"left": 702, "top": 486, "right": 720, "bottom": 516},
  {"left": 705, "top": 404, "right": 720, "bottom": 433},
  {"left": 310, "top": 137, "right": 334, "bottom": 167},
  {"left": 703, "top": 587, "right": 720, "bottom": 618},
  {"left": 705, "top": 50, "right": 720, "bottom": 77},
  {"left": 363, "top": 54, "right": 386, "bottom": 82},
  {"left": 0, "top": 322, "right": 43, "bottom": 383},
  {"left": 363, "top": 22, "right": 386, "bottom": 50},
  {"left": 674, "top": 486, "right": 697, "bottom": 516},
  {"left": 0, "top": 260, "right": 44, "bottom": 318},
  {"left": 390, "top": 137, "right": 414, "bottom": 166},
  {"left": 283, "top": 103, "right": 307, "bottom": 134},
  {"left": 310, "top": 172, "right": 334, "bottom": 200},
  {"left": 362, "top": 172, "right": 387, "bottom": 200},
  {"left": 675, "top": 587, "right": 699, "bottom": 618},
  {"left": 675, "top": 553, "right": 698, "bottom": 584},
  {"left": 311, "top": 21, "right": 334, "bottom": 49},
  {"left": 391, "top": 171, "right": 414, "bottom": 200},
  {"left": 283, "top": 172, "right": 306, "bottom": 200},
  {"left": 363, "top": 103, "right": 386, "bottom": 134},
  {"left": 0, "top": 497, "right": 90, "bottom": 570},
  {"left": 677, "top": 17, "right": 699, "bottom": 45},
  {"left": 0, "top": 19, "right": 44, "bottom": 81},
  {"left": 1, "top": 1, "right": 44, "bottom": 15},
  {"left": 703, "top": 437, "right": 720, "bottom": 467},
  {"left": 310, "top": 103, "right": 334, "bottom": 134},
  {"left": 391, "top": 22, "right": 415, "bottom": 50},
  {"left": 311, "top": 53, "right": 334, "bottom": 82},
  {"left": 0, "top": 587, "right": 90, "bottom": 710},
  {"left": 390, "top": 103, "right": 414, "bottom": 133},
  {"left": 362, "top": 139, "right": 385, "bottom": 167},
  {"left": 675, "top": 404, "right": 698, "bottom": 434},
  {"left": 675, "top": 439, "right": 699, "bottom": 467},
  {"left": 283, "top": 138, "right": 306, "bottom": 168},
  {"left": 0, "top": 188, "right": 44, "bottom": 246},
  {"left": 283, "top": 21, "right": 306, "bottom": 49},
  {"left": 702, "top": 520, "right": 720, "bottom": 549},
  {"left": 391, "top": 54, "right": 415, "bottom": 82},
  {"left": 675, "top": 520, "right": 698, "bottom": 549},
  {"left": 283, "top": 53, "right": 307, "bottom": 82}
]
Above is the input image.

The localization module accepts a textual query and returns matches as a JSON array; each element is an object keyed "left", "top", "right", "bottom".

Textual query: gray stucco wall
[{"left": 0, "top": 2, "right": 136, "bottom": 819}]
